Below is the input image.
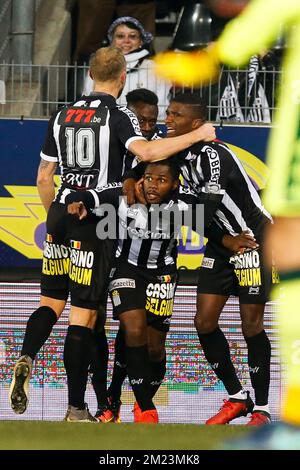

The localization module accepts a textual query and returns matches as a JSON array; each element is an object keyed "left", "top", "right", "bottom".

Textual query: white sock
[
  {"left": 229, "top": 389, "right": 247, "bottom": 400},
  {"left": 253, "top": 404, "right": 270, "bottom": 415}
]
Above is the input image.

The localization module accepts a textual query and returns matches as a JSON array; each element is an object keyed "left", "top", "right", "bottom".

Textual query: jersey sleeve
[
  {"left": 65, "top": 183, "right": 123, "bottom": 209},
  {"left": 40, "top": 110, "right": 60, "bottom": 162},
  {"left": 200, "top": 143, "right": 233, "bottom": 197},
  {"left": 184, "top": 143, "right": 232, "bottom": 225},
  {"left": 116, "top": 107, "right": 147, "bottom": 149},
  {"left": 88, "top": 183, "right": 123, "bottom": 208}
]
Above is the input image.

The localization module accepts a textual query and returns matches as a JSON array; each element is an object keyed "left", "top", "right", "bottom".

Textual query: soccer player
[
  {"left": 105, "top": 88, "right": 163, "bottom": 421},
  {"left": 9, "top": 46, "right": 215, "bottom": 422},
  {"left": 91, "top": 88, "right": 163, "bottom": 423},
  {"left": 67, "top": 158, "right": 258, "bottom": 423},
  {"left": 97, "top": 89, "right": 259, "bottom": 424},
  {"left": 125, "top": 92, "right": 275, "bottom": 425}
]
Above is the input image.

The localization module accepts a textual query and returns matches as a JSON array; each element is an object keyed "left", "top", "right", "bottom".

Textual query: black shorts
[
  {"left": 41, "top": 202, "right": 115, "bottom": 310},
  {"left": 108, "top": 261, "right": 178, "bottom": 332},
  {"left": 197, "top": 242, "right": 279, "bottom": 304}
]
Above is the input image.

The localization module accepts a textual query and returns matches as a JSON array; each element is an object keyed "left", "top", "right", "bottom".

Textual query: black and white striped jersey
[
  {"left": 122, "top": 125, "right": 164, "bottom": 174},
  {"left": 126, "top": 140, "right": 272, "bottom": 241},
  {"left": 176, "top": 140, "right": 272, "bottom": 241},
  {"left": 68, "top": 184, "right": 203, "bottom": 270},
  {"left": 40, "top": 92, "right": 146, "bottom": 203}
]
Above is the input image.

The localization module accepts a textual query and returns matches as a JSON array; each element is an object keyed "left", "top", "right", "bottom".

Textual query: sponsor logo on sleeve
[
  {"left": 203, "top": 145, "right": 221, "bottom": 191},
  {"left": 248, "top": 286, "right": 260, "bottom": 294},
  {"left": 109, "top": 278, "right": 136, "bottom": 290},
  {"left": 111, "top": 290, "right": 121, "bottom": 306},
  {"left": 119, "top": 106, "right": 142, "bottom": 135}
]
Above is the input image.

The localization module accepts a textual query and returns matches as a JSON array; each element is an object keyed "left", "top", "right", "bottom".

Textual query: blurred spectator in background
[
  {"left": 83, "top": 16, "right": 170, "bottom": 120},
  {"left": 215, "top": 50, "right": 282, "bottom": 123},
  {"left": 168, "top": 1, "right": 281, "bottom": 123},
  {"left": 74, "top": 0, "right": 156, "bottom": 64}
]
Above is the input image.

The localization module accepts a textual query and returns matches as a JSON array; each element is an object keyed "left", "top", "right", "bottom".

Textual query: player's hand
[
  {"left": 123, "top": 178, "right": 136, "bottom": 205},
  {"left": 222, "top": 230, "right": 259, "bottom": 254},
  {"left": 135, "top": 177, "right": 146, "bottom": 204},
  {"left": 67, "top": 202, "right": 87, "bottom": 220},
  {"left": 197, "top": 122, "right": 216, "bottom": 142}
]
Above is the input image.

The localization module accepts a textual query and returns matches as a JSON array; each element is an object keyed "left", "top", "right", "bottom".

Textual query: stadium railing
[{"left": 0, "top": 61, "right": 282, "bottom": 123}]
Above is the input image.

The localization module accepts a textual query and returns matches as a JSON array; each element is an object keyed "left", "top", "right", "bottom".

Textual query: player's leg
[
  {"left": 64, "top": 212, "right": 107, "bottom": 422},
  {"left": 89, "top": 238, "right": 116, "bottom": 420},
  {"left": 108, "top": 264, "right": 158, "bottom": 423},
  {"left": 239, "top": 302, "right": 271, "bottom": 425},
  {"left": 106, "top": 327, "right": 126, "bottom": 422},
  {"left": 89, "top": 304, "right": 113, "bottom": 422},
  {"left": 25, "top": 203, "right": 70, "bottom": 362},
  {"left": 144, "top": 270, "right": 176, "bottom": 401},
  {"left": 9, "top": 203, "right": 69, "bottom": 414},
  {"left": 22, "top": 297, "right": 66, "bottom": 359},
  {"left": 147, "top": 326, "right": 167, "bottom": 399},
  {"left": 64, "top": 305, "right": 97, "bottom": 422},
  {"left": 131, "top": 326, "right": 166, "bottom": 424},
  {"left": 234, "top": 243, "right": 273, "bottom": 425},
  {"left": 195, "top": 293, "right": 253, "bottom": 424},
  {"left": 195, "top": 245, "right": 253, "bottom": 424},
  {"left": 9, "top": 297, "right": 66, "bottom": 415}
]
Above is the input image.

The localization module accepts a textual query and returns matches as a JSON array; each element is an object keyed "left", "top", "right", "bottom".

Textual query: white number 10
[{"left": 65, "top": 127, "right": 96, "bottom": 168}]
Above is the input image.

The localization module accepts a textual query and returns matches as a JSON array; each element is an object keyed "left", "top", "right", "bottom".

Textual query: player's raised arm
[{"left": 128, "top": 122, "right": 216, "bottom": 162}]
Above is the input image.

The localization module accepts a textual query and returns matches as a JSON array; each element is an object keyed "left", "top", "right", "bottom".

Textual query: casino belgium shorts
[
  {"left": 197, "top": 242, "right": 279, "bottom": 304},
  {"left": 108, "top": 261, "right": 177, "bottom": 332},
  {"left": 41, "top": 202, "right": 115, "bottom": 309}
]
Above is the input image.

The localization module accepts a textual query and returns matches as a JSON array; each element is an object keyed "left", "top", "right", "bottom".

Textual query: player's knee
[
  {"left": 148, "top": 345, "right": 165, "bottom": 362},
  {"left": 40, "top": 299, "right": 65, "bottom": 318},
  {"left": 29, "top": 306, "right": 58, "bottom": 323},
  {"left": 194, "top": 313, "right": 217, "bottom": 334},
  {"left": 241, "top": 317, "right": 263, "bottom": 337},
  {"left": 69, "top": 308, "right": 97, "bottom": 328}
]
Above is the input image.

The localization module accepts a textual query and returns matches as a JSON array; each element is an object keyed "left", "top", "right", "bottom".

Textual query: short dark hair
[
  {"left": 126, "top": 88, "right": 158, "bottom": 107},
  {"left": 144, "top": 158, "right": 180, "bottom": 181},
  {"left": 170, "top": 92, "right": 207, "bottom": 121}
]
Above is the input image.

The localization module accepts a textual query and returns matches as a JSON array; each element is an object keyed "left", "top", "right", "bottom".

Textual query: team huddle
[{"left": 9, "top": 46, "right": 276, "bottom": 426}]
